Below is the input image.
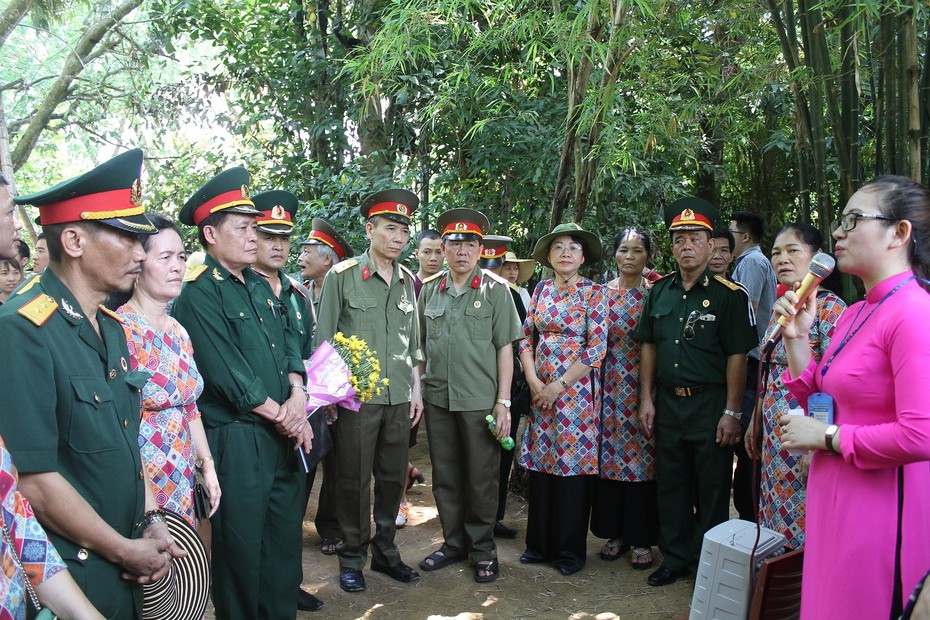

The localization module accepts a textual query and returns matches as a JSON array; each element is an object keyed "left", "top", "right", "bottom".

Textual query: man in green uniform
[
  {"left": 249, "top": 189, "right": 326, "bottom": 613},
  {"left": 417, "top": 210, "right": 521, "bottom": 583},
  {"left": 296, "top": 218, "right": 354, "bottom": 567},
  {"left": 172, "top": 168, "right": 312, "bottom": 619},
  {"left": 312, "top": 188, "right": 423, "bottom": 593},
  {"left": 0, "top": 150, "right": 184, "bottom": 618},
  {"left": 636, "top": 197, "right": 757, "bottom": 587}
]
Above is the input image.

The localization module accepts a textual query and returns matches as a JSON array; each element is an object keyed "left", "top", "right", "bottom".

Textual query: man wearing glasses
[{"left": 635, "top": 197, "right": 757, "bottom": 587}]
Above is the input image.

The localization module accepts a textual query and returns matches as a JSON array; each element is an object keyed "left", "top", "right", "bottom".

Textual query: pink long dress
[{"left": 784, "top": 271, "right": 930, "bottom": 619}]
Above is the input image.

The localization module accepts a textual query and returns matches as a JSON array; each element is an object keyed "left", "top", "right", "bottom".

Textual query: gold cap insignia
[
  {"left": 396, "top": 203, "right": 409, "bottom": 215},
  {"left": 241, "top": 184, "right": 251, "bottom": 199},
  {"left": 271, "top": 205, "right": 286, "bottom": 220},
  {"left": 681, "top": 208, "right": 695, "bottom": 221},
  {"left": 130, "top": 179, "right": 142, "bottom": 206}
]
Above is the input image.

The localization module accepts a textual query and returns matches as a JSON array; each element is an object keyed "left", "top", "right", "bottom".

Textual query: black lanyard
[{"left": 820, "top": 275, "right": 914, "bottom": 378}]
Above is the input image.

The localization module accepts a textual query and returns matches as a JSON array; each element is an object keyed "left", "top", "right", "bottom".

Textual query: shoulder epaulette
[
  {"left": 98, "top": 305, "right": 125, "bottom": 324},
  {"left": 14, "top": 273, "right": 41, "bottom": 296},
  {"left": 481, "top": 269, "right": 510, "bottom": 286},
  {"left": 286, "top": 275, "right": 310, "bottom": 300},
  {"left": 183, "top": 264, "right": 208, "bottom": 283},
  {"left": 421, "top": 270, "right": 445, "bottom": 284},
  {"left": 714, "top": 274, "right": 743, "bottom": 292},
  {"left": 333, "top": 258, "right": 359, "bottom": 274},
  {"left": 17, "top": 294, "right": 58, "bottom": 327},
  {"left": 399, "top": 264, "right": 416, "bottom": 280}
]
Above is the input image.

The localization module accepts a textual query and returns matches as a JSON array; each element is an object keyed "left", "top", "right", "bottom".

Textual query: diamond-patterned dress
[
  {"left": 518, "top": 278, "right": 607, "bottom": 476},
  {"left": 118, "top": 305, "right": 205, "bottom": 528},
  {"left": 758, "top": 291, "right": 845, "bottom": 549},
  {"left": 599, "top": 285, "right": 655, "bottom": 482}
]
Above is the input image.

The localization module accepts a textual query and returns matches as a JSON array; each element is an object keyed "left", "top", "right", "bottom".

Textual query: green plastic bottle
[{"left": 486, "top": 415, "right": 515, "bottom": 450}]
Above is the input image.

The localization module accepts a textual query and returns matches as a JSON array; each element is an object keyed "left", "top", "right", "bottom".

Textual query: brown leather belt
[{"left": 663, "top": 384, "right": 721, "bottom": 397}]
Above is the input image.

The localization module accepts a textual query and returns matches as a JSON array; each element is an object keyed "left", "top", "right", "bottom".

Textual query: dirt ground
[{"left": 291, "top": 435, "right": 695, "bottom": 620}]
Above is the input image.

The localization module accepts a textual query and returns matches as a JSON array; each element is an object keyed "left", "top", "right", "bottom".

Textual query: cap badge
[
  {"left": 454, "top": 222, "right": 468, "bottom": 231},
  {"left": 130, "top": 179, "right": 142, "bottom": 206},
  {"left": 240, "top": 184, "right": 251, "bottom": 199},
  {"left": 396, "top": 203, "right": 409, "bottom": 215},
  {"left": 61, "top": 299, "right": 83, "bottom": 319},
  {"left": 681, "top": 208, "right": 695, "bottom": 221},
  {"left": 271, "top": 205, "right": 286, "bottom": 220},
  {"left": 212, "top": 268, "right": 224, "bottom": 281}
]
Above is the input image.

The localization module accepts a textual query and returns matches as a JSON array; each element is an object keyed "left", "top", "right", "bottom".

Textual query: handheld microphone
[{"left": 761, "top": 252, "right": 836, "bottom": 356}]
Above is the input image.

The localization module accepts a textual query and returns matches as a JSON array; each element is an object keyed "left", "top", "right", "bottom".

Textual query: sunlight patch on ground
[
  {"left": 481, "top": 594, "right": 498, "bottom": 607},
  {"left": 426, "top": 614, "right": 484, "bottom": 620},
  {"left": 355, "top": 603, "right": 384, "bottom": 619}
]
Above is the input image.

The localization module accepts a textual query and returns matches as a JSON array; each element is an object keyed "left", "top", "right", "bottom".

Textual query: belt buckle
[{"left": 674, "top": 387, "right": 690, "bottom": 397}]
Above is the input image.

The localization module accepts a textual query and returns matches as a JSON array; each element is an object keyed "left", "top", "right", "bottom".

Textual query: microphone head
[{"left": 809, "top": 252, "right": 836, "bottom": 278}]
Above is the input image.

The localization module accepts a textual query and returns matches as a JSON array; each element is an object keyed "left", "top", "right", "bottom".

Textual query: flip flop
[
  {"left": 320, "top": 538, "right": 341, "bottom": 555},
  {"left": 474, "top": 559, "right": 500, "bottom": 583},
  {"left": 419, "top": 549, "right": 466, "bottom": 572},
  {"left": 599, "top": 539, "right": 630, "bottom": 562},
  {"left": 631, "top": 546, "right": 654, "bottom": 570}
]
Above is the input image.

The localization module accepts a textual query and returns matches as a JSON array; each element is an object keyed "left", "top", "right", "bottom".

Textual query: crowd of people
[{"left": 1, "top": 147, "right": 930, "bottom": 620}]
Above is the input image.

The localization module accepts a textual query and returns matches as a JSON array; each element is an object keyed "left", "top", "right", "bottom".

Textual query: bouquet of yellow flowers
[{"left": 330, "top": 332, "right": 388, "bottom": 402}]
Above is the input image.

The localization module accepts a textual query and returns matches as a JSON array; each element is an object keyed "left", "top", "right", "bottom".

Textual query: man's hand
[
  {"left": 409, "top": 394, "right": 423, "bottom": 427},
  {"left": 638, "top": 398, "right": 656, "bottom": 440},
  {"left": 716, "top": 414, "right": 741, "bottom": 446},
  {"left": 120, "top": 522, "right": 187, "bottom": 584},
  {"left": 491, "top": 403, "right": 511, "bottom": 440}
]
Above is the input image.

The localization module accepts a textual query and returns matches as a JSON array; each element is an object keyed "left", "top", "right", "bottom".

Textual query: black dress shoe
[
  {"left": 297, "top": 588, "right": 324, "bottom": 611},
  {"left": 371, "top": 560, "right": 420, "bottom": 583},
  {"left": 494, "top": 521, "right": 518, "bottom": 539},
  {"left": 339, "top": 567, "right": 366, "bottom": 592},
  {"left": 647, "top": 565, "right": 689, "bottom": 587},
  {"left": 555, "top": 562, "right": 584, "bottom": 576}
]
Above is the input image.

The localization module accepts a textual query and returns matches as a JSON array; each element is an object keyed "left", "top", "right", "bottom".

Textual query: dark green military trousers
[
  {"left": 654, "top": 386, "right": 733, "bottom": 573},
  {"left": 332, "top": 402, "right": 409, "bottom": 570},
  {"left": 206, "top": 420, "right": 306, "bottom": 619},
  {"left": 424, "top": 402, "right": 500, "bottom": 562}
]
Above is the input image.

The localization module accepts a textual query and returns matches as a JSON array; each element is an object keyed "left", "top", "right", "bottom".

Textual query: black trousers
[
  {"left": 590, "top": 478, "right": 659, "bottom": 548},
  {"left": 732, "top": 356, "right": 761, "bottom": 521},
  {"left": 524, "top": 470, "right": 594, "bottom": 573}
]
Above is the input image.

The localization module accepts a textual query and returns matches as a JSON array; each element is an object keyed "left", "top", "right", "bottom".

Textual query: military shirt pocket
[
  {"left": 69, "top": 377, "right": 120, "bottom": 453},
  {"left": 465, "top": 304, "right": 492, "bottom": 340},
  {"left": 423, "top": 305, "right": 445, "bottom": 339},
  {"left": 687, "top": 313, "right": 720, "bottom": 352},
  {"left": 223, "top": 305, "right": 258, "bottom": 351},
  {"left": 397, "top": 299, "right": 414, "bottom": 315}
]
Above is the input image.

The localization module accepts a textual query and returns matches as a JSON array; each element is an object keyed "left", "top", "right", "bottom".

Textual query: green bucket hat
[{"left": 532, "top": 222, "right": 602, "bottom": 268}]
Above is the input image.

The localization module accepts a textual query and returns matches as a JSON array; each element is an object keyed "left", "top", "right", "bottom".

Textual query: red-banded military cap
[
  {"left": 253, "top": 190, "right": 298, "bottom": 235},
  {"left": 301, "top": 217, "right": 354, "bottom": 260},
  {"left": 480, "top": 235, "right": 511, "bottom": 260},
  {"left": 14, "top": 148, "right": 156, "bottom": 235},
  {"left": 178, "top": 167, "right": 262, "bottom": 227},
  {"left": 665, "top": 196, "right": 717, "bottom": 233},
  {"left": 436, "top": 208, "right": 490, "bottom": 242},
  {"left": 359, "top": 188, "right": 418, "bottom": 224}
]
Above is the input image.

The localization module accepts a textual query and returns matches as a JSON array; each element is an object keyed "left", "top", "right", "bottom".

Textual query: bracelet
[
  {"left": 290, "top": 382, "right": 308, "bottom": 396},
  {"left": 558, "top": 377, "right": 568, "bottom": 388},
  {"left": 141, "top": 509, "right": 167, "bottom": 530}
]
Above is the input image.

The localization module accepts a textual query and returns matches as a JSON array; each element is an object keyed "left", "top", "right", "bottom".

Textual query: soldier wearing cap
[
  {"left": 297, "top": 217, "right": 354, "bottom": 335},
  {"left": 312, "top": 188, "right": 424, "bottom": 593},
  {"left": 635, "top": 197, "right": 757, "bottom": 587},
  {"left": 0, "top": 150, "right": 184, "bottom": 617},
  {"left": 416, "top": 211, "right": 521, "bottom": 582},
  {"left": 172, "top": 169, "right": 312, "bottom": 619}
]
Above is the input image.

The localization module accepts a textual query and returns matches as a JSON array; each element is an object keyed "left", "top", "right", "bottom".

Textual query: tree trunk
[
  {"left": 11, "top": 0, "right": 144, "bottom": 170},
  {"left": 0, "top": 93, "right": 36, "bottom": 245},
  {"left": 0, "top": 0, "right": 30, "bottom": 49},
  {"left": 904, "top": 0, "right": 920, "bottom": 179}
]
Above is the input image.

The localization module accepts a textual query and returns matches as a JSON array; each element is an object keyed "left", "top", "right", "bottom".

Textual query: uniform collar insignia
[
  {"left": 61, "top": 299, "right": 83, "bottom": 320},
  {"left": 212, "top": 267, "right": 224, "bottom": 281},
  {"left": 362, "top": 265, "right": 371, "bottom": 280},
  {"left": 703, "top": 275, "right": 709, "bottom": 286},
  {"left": 470, "top": 275, "right": 481, "bottom": 289},
  {"left": 439, "top": 278, "right": 447, "bottom": 293}
]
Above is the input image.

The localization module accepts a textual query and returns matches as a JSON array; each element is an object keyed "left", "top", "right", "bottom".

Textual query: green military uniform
[
  {"left": 312, "top": 248, "right": 422, "bottom": 570},
  {"left": 635, "top": 198, "right": 757, "bottom": 574},
  {"left": 0, "top": 148, "right": 157, "bottom": 618},
  {"left": 419, "top": 262, "right": 522, "bottom": 562},
  {"left": 173, "top": 171, "right": 307, "bottom": 620}
]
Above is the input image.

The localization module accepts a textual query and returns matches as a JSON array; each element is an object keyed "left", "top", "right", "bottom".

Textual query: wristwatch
[
  {"left": 496, "top": 398, "right": 511, "bottom": 408},
  {"left": 195, "top": 455, "right": 214, "bottom": 470},
  {"left": 723, "top": 408, "right": 743, "bottom": 421},
  {"left": 824, "top": 424, "right": 840, "bottom": 453}
]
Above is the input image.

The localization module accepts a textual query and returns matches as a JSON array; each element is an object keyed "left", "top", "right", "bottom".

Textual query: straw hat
[
  {"left": 142, "top": 511, "right": 211, "bottom": 620},
  {"left": 503, "top": 251, "right": 536, "bottom": 283}
]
